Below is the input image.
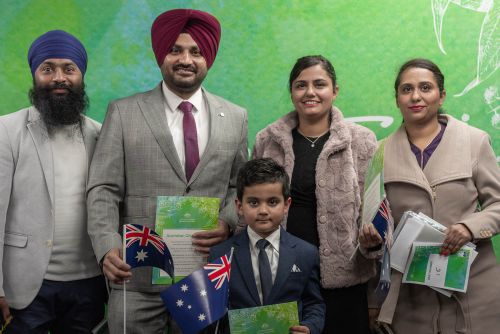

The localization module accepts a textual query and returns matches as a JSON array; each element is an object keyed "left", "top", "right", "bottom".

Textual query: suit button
[
  {"left": 323, "top": 248, "right": 331, "bottom": 256},
  {"left": 319, "top": 216, "right": 327, "bottom": 224},
  {"left": 318, "top": 179, "right": 326, "bottom": 187},
  {"left": 186, "top": 186, "right": 191, "bottom": 193},
  {"left": 46, "top": 240, "right": 53, "bottom": 247}
]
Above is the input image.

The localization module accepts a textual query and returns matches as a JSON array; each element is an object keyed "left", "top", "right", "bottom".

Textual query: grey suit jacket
[
  {"left": 0, "top": 107, "right": 101, "bottom": 309},
  {"left": 87, "top": 84, "right": 248, "bottom": 292}
]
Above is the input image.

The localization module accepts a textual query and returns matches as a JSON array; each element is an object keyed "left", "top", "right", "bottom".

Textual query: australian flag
[
  {"left": 371, "top": 198, "right": 393, "bottom": 301},
  {"left": 124, "top": 224, "right": 174, "bottom": 278},
  {"left": 161, "top": 252, "right": 232, "bottom": 334},
  {"left": 372, "top": 197, "right": 391, "bottom": 244}
]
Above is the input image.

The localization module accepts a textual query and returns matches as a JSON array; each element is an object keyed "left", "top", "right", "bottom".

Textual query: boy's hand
[
  {"left": 192, "top": 220, "right": 230, "bottom": 254},
  {"left": 289, "top": 325, "right": 310, "bottom": 333}
]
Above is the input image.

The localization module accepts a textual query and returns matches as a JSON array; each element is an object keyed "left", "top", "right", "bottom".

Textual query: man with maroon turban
[{"left": 87, "top": 9, "right": 248, "bottom": 333}]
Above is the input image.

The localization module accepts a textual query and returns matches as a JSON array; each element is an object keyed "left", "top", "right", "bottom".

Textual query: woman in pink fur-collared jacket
[{"left": 252, "top": 55, "right": 378, "bottom": 334}]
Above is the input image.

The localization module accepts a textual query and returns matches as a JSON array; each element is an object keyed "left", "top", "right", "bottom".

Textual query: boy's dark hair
[{"left": 236, "top": 158, "right": 290, "bottom": 200}]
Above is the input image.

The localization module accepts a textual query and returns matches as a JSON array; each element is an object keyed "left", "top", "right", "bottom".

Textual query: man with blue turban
[
  {"left": 87, "top": 8, "right": 248, "bottom": 333},
  {"left": 0, "top": 30, "right": 106, "bottom": 333}
]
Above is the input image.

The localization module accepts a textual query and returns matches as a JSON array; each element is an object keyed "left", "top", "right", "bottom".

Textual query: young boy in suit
[{"left": 209, "top": 158, "right": 325, "bottom": 334}]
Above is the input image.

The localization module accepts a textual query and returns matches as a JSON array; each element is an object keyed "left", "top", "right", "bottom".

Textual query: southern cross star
[{"left": 135, "top": 249, "right": 148, "bottom": 262}]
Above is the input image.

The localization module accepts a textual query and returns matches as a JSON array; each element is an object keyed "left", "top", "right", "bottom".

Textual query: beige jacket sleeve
[{"left": 460, "top": 133, "right": 500, "bottom": 240}]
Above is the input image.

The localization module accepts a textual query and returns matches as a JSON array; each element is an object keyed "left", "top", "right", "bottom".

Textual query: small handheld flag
[
  {"left": 372, "top": 197, "right": 391, "bottom": 244},
  {"left": 372, "top": 198, "right": 393, "bottom": 302},
  {"left": 124, "top": 224, "right": 174, "bottom": 278},
  {"left": 161, "top": 252, "right": 232, "bottom": 334}
]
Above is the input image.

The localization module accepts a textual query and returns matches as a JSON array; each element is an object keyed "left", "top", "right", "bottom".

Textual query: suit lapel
[
  {"left": 139, "top": 84, "right": 186, "bottom": 183},
  {"left": 27, "top": 107, "right": 54, "bottom": 206},
  {"left": 188, "top": 89, "right": 222, "bottom": 185},
  {"left": 268, "top": 229, "right": 296, "bottom": 303},
  {"left": 233, "top": 231, "right": 261, "bottom": 306}
]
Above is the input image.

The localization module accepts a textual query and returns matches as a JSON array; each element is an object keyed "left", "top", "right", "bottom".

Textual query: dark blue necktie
[{"left": 256, "top": 239, "right": 272, "bottom": 305}]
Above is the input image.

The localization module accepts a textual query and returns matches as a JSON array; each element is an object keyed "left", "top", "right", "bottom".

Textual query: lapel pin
[{"left": 218, "top": 112, "right": 225, "bottom": 117}]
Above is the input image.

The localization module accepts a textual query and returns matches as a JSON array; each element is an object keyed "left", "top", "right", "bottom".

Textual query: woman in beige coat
[
  {"left": 379, "top": 58, "right": 500, "bottom": 333},
  {"left": 253, "top": 55, "right": 378, "bottom": 334}
]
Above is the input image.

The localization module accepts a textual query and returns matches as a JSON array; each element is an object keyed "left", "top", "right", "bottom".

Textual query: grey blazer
[
  {"left": 87, "top": 84, "right": 248, "bottom": 292},
  {"left": 0, "top": 107, "right": 101, "bottom": 309}
]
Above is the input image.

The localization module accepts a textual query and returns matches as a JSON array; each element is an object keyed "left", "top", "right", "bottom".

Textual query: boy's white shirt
[{"left": 247, "top": 226, "right": 280, "bottom": 304}]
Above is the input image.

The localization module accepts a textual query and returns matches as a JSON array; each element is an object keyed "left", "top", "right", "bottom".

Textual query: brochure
[
  {"left": 361, "top": 140, "right": 386, "bottom": 227},
  {"left": 152, "top": 196, "right": 220, "bottom": 284},
  {"left": 390, "top": 211, "right": 476, "bottom": 273},
  {"left": 403, "top": 241, "right": 476, "bottom": 292},
  {"left": 228, "top": 301, "right": 299, "bottom": 334}
]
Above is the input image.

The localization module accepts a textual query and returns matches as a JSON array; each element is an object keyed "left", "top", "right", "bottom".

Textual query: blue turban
[{"left": 28, "top": 30, "right": 87, "bottom": 76}]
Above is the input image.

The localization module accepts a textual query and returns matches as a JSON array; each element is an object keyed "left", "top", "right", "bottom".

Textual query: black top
[{"left": 286, "top": 128, "right": 330, "bottom": 247}]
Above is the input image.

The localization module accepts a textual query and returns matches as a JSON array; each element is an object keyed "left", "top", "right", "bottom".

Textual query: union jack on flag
[
  {"left": 125, "top": 224, "right": 165, "bottom": 253},
  {"left": 204, "top": 253, "right": 232, "bottom": 290},
  {"left": 124, "top": 224, "right": 174, "bottom": 277},
  {"left": 378, "top": 198, "right": 390, "bottom": 222}
]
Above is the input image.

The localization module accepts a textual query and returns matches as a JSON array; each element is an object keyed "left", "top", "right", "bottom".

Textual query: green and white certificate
[
  {"left": 403, "top": 241, "right": 476, "bottom": 292},
  {"left": 228, "top": 301, "right": 299, "bottom": 334},
  {"left": 152, "top": 196, "right": 220, "bottom": 284}
]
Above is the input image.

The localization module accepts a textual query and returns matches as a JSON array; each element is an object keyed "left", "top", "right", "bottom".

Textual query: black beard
[{"left": 29, "top": 82, "right": 88, "bottom": 136}]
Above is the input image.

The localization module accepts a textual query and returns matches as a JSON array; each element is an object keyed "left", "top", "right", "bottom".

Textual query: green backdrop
[{"left": 1, "top": 0, "right": 498, "bottom": 256}]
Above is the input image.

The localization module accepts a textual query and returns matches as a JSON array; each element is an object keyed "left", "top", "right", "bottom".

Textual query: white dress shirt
[
  {"left": 247, "top": 227, "right": 280, "bottom": 304},
  {"left": 161, "top": 81, "right": 209, "bottom": 171}
]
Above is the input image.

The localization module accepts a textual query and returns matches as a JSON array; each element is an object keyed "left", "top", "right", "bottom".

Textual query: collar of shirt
[
  {"left": 162, "top": 81, "right": 204, "bottom": 114},
  {"left": 247, "top": 226, "right": 280, "bottom": 254},
  {"left": 409, "top": 121, "right": 447, "bottom": 169},
  {"left": 160, "top": 81, "right": 209, "bottom": 170}
]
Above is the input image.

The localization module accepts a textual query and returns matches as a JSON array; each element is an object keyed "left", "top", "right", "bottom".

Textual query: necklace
[{"left": 297, "top": 129, "right": 329, "bottom": 148}]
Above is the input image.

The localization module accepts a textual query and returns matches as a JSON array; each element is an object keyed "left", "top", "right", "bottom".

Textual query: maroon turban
[{"left": 151, "top": 9, "right": 221, "bottom": 69}]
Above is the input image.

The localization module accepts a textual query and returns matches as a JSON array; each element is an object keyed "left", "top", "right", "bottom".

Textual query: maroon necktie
[{"left": 178, "top": 101, "right": 200, "bottom": 180}]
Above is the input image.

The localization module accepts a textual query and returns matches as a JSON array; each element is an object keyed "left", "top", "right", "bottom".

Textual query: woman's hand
[
  {"left": 440, "top": 223, "right": 472, "bottom": 255},
  {"left": 359, "top": 224, "right": 383, "bottom": 249}
]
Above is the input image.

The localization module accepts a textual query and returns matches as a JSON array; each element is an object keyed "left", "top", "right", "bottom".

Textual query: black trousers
[
  {"left": 321, "top": 282, "right": 370, "bottom": 334},
  {"left": 7, "top": 276, "right": 107, "bottom": 334}
]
